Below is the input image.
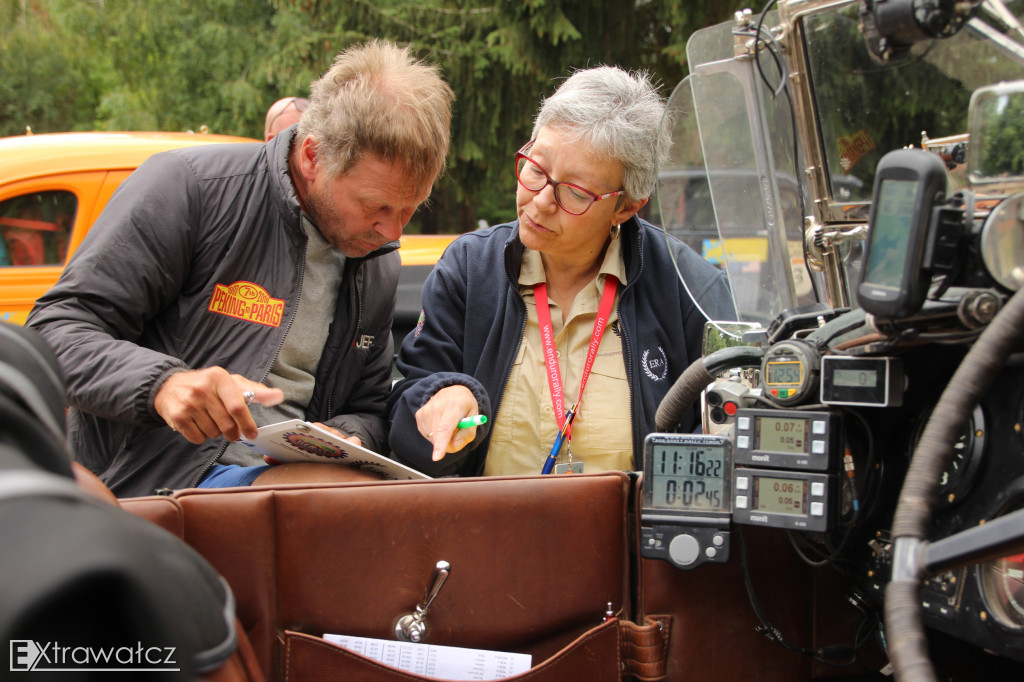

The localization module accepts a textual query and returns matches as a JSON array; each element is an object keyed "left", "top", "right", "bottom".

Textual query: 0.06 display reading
[
  {"left": 650, "top": 445, "right": 727, "bottom": 511},
  {"left": 753, "top": 476, "right": 807, "bottom": 515}
]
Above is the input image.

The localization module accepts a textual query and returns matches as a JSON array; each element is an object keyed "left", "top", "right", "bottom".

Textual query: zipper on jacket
[
  {"left": 474, "top": 259, "right": 528, "bottom": 476},
  {"left": 188, "top": 235, "right": 306, "bottom": 488},
  {"left": 623, "top": 222, "right": 644, "bottom": 471},
  {"left": 323, "top": 261, "right": 362, "bottom": 419},
  {"left": 618, "top": 295, "right": 640, "bottom": 472},
  {"left": 319, "top": 244, "right": 397, "bottom": 420},
  {"left": 190, "top": 441, "right": 231, "bottom": 489}
]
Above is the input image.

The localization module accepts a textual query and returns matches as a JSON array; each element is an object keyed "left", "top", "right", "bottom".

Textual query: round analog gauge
[
  {"left": 913, "top": 405, "right": 986, "bottom": 508},
  {"left": 978, "top": 499, "right": 1024, "bottom": 632},
  {"left": 761, "top": 340, "right": 819, "bottom": 406},
  {"left": 979, "top": 192, "right": 1024, "bottom": 292}
]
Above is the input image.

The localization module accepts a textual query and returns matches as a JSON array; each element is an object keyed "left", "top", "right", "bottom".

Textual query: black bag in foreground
[{"left": 0, "top": 322, "right": 238, "bottom": 680}]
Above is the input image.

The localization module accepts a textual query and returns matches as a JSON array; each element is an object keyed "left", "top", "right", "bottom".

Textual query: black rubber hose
[
  {"left": 654, "top": 346, "right": 764, "bottom": 431},
  {"left": 886, "top": 286, "right": 1024, "bottom": 682}
]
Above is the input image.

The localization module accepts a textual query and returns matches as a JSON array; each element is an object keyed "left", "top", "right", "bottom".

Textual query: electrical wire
[
  {"left": 736, "top": 526, "right": 879, "bottom": 668},
  {"left": 667, "top": 0, "right": 817, "bottom": 337},
  {"left": 784, "top": 403, "right": 880, "bottom": 571},
  {"left": 752, "top": 1, "right": 788, "bottom": 98},
  {"left": 841, "top": 408, "right": 882, "bottom": 527},
  {"left": 662, "top": 226, "right": 743, "bottom": 339},
  {"left": 737, "top": 526, "right": 817, "bottom": 658}
]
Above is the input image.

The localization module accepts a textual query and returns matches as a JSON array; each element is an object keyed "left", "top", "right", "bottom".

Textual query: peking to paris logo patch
[{"left": 207, "top": 281, "right": 284, "bottom": 327}]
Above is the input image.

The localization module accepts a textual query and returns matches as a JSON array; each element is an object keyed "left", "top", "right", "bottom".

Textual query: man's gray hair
[
  {"left": 532, "top": 65, "right": 669, "bottom": 202},
  {"left": 299, "top": 39, "right": 454, "bottom": 185}
]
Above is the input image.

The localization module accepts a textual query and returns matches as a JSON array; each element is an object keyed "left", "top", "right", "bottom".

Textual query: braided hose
[{"left": 655, "top": 346, "right": 764, "bottom": 432}]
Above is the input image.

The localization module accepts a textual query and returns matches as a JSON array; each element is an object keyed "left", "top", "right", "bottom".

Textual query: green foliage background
[{"left": 0, "top": 0, "right": 737, "bottom": 233}]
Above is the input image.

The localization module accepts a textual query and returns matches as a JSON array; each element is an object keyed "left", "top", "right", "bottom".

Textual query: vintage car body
[
  {"left": 5, "top": 1, "right": 1024, "bottom": 679},
  {"left": 0, "top": 131, "right": 456, "bottom": 350},
  {"left": 0, "top": 131, "right": 259, "bottom": 324}
]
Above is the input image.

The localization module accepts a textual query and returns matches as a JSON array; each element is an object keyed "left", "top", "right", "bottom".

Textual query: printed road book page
[
  {"left": 322, "top": 633, "right": 532, "bottom": 681},
  {"left": 238, "top": 419, "right": 430, "bottom": 480}
]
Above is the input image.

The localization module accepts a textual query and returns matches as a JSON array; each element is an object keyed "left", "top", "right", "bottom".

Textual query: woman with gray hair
[{"left": 388, "top": 65, "right": 735, "bottom": 477}]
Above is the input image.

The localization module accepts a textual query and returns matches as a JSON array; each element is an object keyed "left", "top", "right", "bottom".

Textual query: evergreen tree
[{"left": 0, "top": 0, "right": 737, "bottom": 232}]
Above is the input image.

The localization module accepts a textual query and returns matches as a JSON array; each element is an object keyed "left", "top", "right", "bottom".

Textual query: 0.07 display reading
[
  {"left": 756, "top": 415, "right": 809, "bottom": 455},
  {"left": 651, "top": 446, "right": 727, "bottom": 511}
]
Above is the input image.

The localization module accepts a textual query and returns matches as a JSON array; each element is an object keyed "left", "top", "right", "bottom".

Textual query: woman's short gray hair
[{"left": 532, "top": 65, "right": 669, "bottom": 203}]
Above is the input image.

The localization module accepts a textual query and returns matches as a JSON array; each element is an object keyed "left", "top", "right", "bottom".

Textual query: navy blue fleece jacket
[{"left": 387, "top": 216, "right": 736, "bottom": 477}]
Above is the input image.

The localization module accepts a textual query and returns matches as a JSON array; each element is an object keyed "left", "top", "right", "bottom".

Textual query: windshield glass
[
  {"left": 804, "top": 0, "right": 1024, "bottom": 214},
  {"left": 659, "top": 0, "right": 1024, "bottom": 327},
  {"left": 659, "top": 13, "right": 815, "bottom": 326}
]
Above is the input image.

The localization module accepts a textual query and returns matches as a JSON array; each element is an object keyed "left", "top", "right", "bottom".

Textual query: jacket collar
[
  {"left": 503, "top": 215, "right": 644, "bottom": 289},
  {"left": 266, "top": 126, "right": 304, "bottom": 243}
]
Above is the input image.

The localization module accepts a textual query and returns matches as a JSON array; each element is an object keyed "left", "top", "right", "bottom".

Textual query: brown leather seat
[
  {"left": 122, "top": 473, "right": 641, "bottom": 682},
  {"left": 71, "top": 461, "right": 120, "bottom": 506},
  {"left": 120, "top": 472, "right": 829, "bottom": 682}
]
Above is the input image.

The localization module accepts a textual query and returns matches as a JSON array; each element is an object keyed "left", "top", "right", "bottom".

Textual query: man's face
[{"left": 305, "top": 153, "right": 432, "bottom": 258}]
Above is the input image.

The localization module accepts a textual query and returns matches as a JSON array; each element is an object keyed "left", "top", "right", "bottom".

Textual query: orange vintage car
[
  {"left": 0, "top": 131, "right": 456, "bottom": 346},
  {"left": 0, "top": 131, "right": 260, "bottom": 324}
]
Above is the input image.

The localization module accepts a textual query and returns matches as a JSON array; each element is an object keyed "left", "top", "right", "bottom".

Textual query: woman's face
[{"left": 516, "top": 127, "right": 643, "bottom": 264}]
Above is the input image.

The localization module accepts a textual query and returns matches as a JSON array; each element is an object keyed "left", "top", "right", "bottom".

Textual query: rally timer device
[
  {"left": 761, "top": 339, "right": 820, "bottom": 406},
  {"left": 731, "top": 407, "right": 842, "bottom": 533},
  {"left": 641, "top": 433, "right": 732, "bottom": 569}
]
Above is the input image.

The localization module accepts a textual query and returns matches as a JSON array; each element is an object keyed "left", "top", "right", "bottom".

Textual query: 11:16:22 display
[{"left": 651, "top": 446, "right": 727, "bottom": 511}]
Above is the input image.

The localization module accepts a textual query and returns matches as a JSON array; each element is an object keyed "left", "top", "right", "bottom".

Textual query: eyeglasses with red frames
[{"left": 515, "top": 142, "right": 625, "bottom": 216}]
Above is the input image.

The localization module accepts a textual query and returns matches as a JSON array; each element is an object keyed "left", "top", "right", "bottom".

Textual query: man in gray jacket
[{"left": 28, "top": 40, "right": 454, "bottom": 497}]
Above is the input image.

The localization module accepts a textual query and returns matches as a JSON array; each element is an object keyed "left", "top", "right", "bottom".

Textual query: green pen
[{"left": 457, "top": 414, "right": 488, "bottom": 429}]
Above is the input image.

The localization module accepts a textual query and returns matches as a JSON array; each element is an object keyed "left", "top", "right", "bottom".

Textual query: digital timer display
[
  {"left": 766, "top": 361, "right": 802, "bottom": 386},
  {"left": 754, "top": 415, "right": 809, "bottom": 455},
  {"left": 642, "top": 433, "right": 733, "bottom": 569},
  {"left": 648, "top": 441, "right": 729, "bottom": 512},
  {"left": 820, "top": 356, "right": 902, "bottom": 407},
  {"left": 753, "top": 475, "right": 808, "bottom": 516}
]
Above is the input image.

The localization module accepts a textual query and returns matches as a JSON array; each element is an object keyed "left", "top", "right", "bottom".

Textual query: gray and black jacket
[
  {"left": 387, "top": 217, "right": 736, "bottom": 477},
  {"left": 29, "top": 129, "right": 398, "bottom": 497}
]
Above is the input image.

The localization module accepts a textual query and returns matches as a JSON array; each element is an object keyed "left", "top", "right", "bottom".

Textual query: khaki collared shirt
[{"left": 484, "top": 237, "right": 634, "bottom": 476}]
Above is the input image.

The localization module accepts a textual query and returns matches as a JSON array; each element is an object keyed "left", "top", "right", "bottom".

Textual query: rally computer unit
[
  {"left": 641, "top": 433, "right": 732, "bottom": 569},
  {"left": 857, "top": 148, "right": 949, "bottom": 319},
  {"left": 732, "top": 408, "right": 842, "bottom": 532}
]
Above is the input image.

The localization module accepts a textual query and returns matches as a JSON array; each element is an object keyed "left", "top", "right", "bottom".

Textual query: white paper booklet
[
  {"left": 323, "top": 633, "right": 532, "bottom": 681},
  {"left": 239, "top": 419, "right": 430, "bottom": 480}
]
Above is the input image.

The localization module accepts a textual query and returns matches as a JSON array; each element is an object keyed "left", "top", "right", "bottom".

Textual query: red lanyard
[{"left": 534, "top": 276, "right": 618, "bottom": 441}]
